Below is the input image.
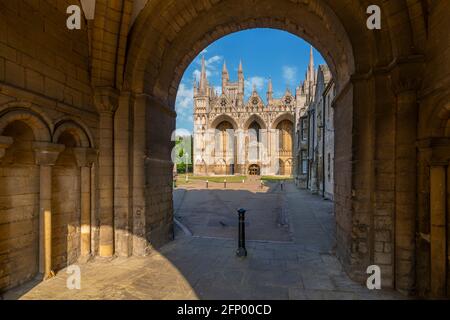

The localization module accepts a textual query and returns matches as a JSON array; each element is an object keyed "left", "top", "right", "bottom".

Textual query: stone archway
[
  {"left": 113, "top": 0, "right": 421, "bottom": 294},
  {"left": 276, "top": 119, "right": 294, "bottom": 176},
  {"left": 50, "top": 121, "right": 95, "bottom": 272},
  {"left": 84, "top": 0, "right": 439, "bottom": 297},
  {"left": 214, "top": 121, "right": 235, "bottom": 175},
  {"left": 52, "top": 131, "right": 81, "bottom": 271},
  {"left": 2, "top": 0, "right": 449, "bottom": 298},
  {"left": 416, "top": 100, "right": 450, "bottom": 297}
]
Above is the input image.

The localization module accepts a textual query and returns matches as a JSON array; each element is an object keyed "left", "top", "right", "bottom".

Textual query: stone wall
[
  {"left": 333, "top": 85, "right": 353, "bottom": 277},
  {"left": 51, "top": 147, "right": 80, "bottom": 271},
  {"left": 415, "top": 0, "right": 450, "bottom": 297},
  {"left": 0, "top": 122, "right": 39, "bottom": 291},
  {"left": 0, "top": 0, "right": 97, "bottom": 292},
  {"left": 144, "top": 98, "right": 175, "bottom": 249}
]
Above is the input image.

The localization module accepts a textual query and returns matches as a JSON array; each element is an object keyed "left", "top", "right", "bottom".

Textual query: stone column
[
  {"left": 74, "top": 148, "right": 98, "bottom": 259},
  {"left": 391, "top": 60, "right": 422, "bottom": 294},
  {"left": 33, "top": 142, "right": 65, "bottom": 279},
  {"left": 430, "top": 164, "right": 447, "bottom": 297},
  {"left": 94, "top": 87, "right": 119, "bottom": 257}
]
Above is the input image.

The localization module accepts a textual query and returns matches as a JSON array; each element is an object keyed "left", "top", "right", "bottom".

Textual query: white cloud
[
  {"left": 244, "top": 76, "right": 266, "bottom": 97},
  {"left": 205, "top": 55, "right": 222, "bottom": 66},
  {"left": 192, "top": 69, "right": 201, "bottom": 82},
  {"left": 193, "top": 55, "right": 223, "bottom": 81},
  {"left": 175, "top": 83, "right": 193, "bottom": 112},
  {"left": 282, "top": 66, "right": 297, "bottom": 85}
]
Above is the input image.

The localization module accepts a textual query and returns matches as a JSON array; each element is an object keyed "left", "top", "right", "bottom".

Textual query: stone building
[
  {"left": 193, "top": 57, "right": 296, "bottom": 176},
  {"left": 294, "top": 61, "right": 335, "bottom": 200},
  {"left": 0, "top": 0, "right": 449, "bottom": 298}
]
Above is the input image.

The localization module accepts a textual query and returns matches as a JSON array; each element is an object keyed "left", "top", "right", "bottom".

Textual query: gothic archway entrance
[
  {"left": 108, "top": 0, "right": 433, "bottom": 296},
  {"left": 0, "top": 0, "right": 448, "bottom": 299},
  {"left": 248, "top": 164, "right": 260, "bottom": 176}
]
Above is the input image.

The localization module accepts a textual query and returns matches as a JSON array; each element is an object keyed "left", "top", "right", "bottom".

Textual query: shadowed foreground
[{"left": 5, "top": 182, "right": 404, "bottom": 300}]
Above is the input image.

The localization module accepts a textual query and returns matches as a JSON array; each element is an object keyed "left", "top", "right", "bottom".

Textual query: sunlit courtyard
[{"left": 5, "top": 181, "right": 403, "bottom": 300}]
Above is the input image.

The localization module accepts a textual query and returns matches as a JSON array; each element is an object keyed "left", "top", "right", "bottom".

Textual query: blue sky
[{"left": 175, "top": 28, "right": 326, "bottom": 132}]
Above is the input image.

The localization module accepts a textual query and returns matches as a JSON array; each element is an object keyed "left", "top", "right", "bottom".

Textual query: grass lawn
[
  {"left": 174, "top": 173, "right": 294, "bottom": 185},
  {"left": 176, "top": 173, "right": 247, "bottom": 184},
  {"left": 260, "top": 175, "right": 294, "bottom": 182}
]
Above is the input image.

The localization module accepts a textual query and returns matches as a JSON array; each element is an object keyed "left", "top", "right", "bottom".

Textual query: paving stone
[{"left": 6, "top": 183, "right": 405, "bottom": 300}]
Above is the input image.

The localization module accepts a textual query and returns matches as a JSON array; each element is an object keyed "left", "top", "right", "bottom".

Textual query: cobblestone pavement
[{"left": 5, "top": 181, "right": 405, "bottom": 300}]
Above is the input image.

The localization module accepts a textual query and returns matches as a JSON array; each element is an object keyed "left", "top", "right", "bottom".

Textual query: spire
[
  {"left": 238, "top": 59, "right": 244, "bottom": 102},
  {"left": 252, "top": 83, "right": 257, "bottom": 93},
  {"left": 199, "top": 55, "right": 207, "bottom": 94},
  {"left": 221, "top": 60, "right": 229, "bottom": 94},
  {"left": 193, "top": 74, "right": 198, "bottom": 96},
  {"left": 306, "top": 45, "right": 314, "bottom": 84},
  {"left": 267, "top": 77, "right": 273, "bottom": 103},
  {"left": 201, "top": 55, "right": 206, "bottom": 75},
  {"left": 222, "top": 60, "right": 228, "bottom": 74}
]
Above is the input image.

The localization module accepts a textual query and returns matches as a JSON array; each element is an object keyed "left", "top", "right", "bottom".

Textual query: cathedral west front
[
  {"left": 1, "top": 0, "right": 449, "bottom": 299},
  {"left": 193, "top": 51, "right": 315, "bottom": 177}
]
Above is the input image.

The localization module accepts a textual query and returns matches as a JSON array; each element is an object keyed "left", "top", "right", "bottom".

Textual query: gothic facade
[{"left": 193, "top": 52, "right": 322, "bottom": 176}]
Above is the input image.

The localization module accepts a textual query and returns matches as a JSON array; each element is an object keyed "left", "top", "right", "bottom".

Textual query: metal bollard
[
  {"left": 206, "top": 180, "right": 208, "bottom": 189},
  {"left": 224, "top": 179, "right": 227, "bottom": 189},
  {"left": 280, "top": 180, "right": 284, "bottom": 191},
  {"left": 236, "top": 208, "right": 247, "bottom": 257}
]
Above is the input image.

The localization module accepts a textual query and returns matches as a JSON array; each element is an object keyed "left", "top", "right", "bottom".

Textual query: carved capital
[
  {"left": 94, "top": 87, "right": 120, "bottom": 114},
  {"left": 32, "top": 142, "right": 65, "bottom": 166},
  {"left": 0, "top": 135, "right": 13, "bottom": 159},
  {"left": 73, "top": 147, "right": 98, "bottom": 167},
  {"left": 389, "top": 55, "right": 424, "bottom": 94}
]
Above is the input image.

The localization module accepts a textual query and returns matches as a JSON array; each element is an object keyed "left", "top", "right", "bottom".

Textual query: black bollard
[
  {"left": 206, "top": 180, "right": 208, "bottom": 189},
  {"left": 236, "top": 208, "right": 247, "bottom": 257},
  {"left": 280, "top": 180, "right": 283, "bottom": 191},
  {"left": 224, "top": 179, "right": 227, "bottom": 189}
]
